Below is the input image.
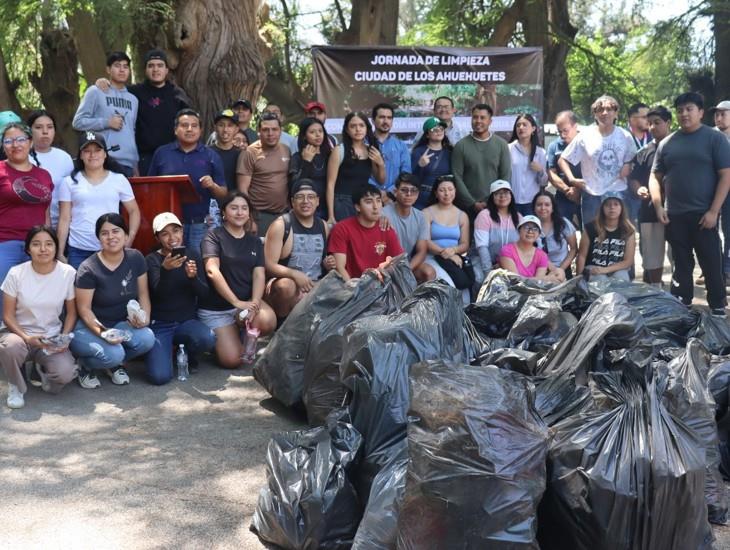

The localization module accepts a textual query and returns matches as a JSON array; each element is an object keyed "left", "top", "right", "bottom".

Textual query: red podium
[{"left": 127, "top": 175, "right": 200, "bottom": 254}]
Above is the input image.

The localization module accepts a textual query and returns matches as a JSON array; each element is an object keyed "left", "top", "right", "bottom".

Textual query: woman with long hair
[
  {"left": 508, "top": 113, "right": 547, "bottom": 215},
  {"left": 289, "top": 117, "right": 332, "bottom": 219},
  {"left": 576, "top": 192, "right": 636, "bottom": 281},
  {"left": 532, "top": 190, "right": 578, "bottom": 278},
  {"left": 326, "top": 112, "right": 385, "bottom": 223},
  {"left": 411, "top": 117, "right": 452, "bottom": 209},
  {"left": 56, "top": 132, "right": 140, "bottom": 269},
  {"left": 27, "top": 110, "right": 74, "bottom": 228},
  {"left": 474, "top": 180, "right": 522, "bottom": 276},
  {"left": 1, "top": 226, "right": 77, "bottom": 408}
]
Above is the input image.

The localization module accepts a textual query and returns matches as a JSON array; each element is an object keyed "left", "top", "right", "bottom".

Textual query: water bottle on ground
[
  {"left": 176, "top": 344, "right": 189, "bottom": 381},
  {"left": 241, "top": 322, "right": 260, "bottom": 365}
]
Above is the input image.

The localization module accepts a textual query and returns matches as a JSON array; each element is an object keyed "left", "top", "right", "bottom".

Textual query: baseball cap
[
  {"left": 144, "top": 49, "right": 167, "bottom": 65},
  {"left": 601, "top": 191, "right": 624, "bottom": 204},
  {"left": 0, "top": 111, "right": 21, "bottom": 134},
  {"left": 489, "top": 179, "right": 512, "bottom": 195},
  {"left": 423, "top": 116, "right": 447, "bottom": 132},
  {"left": 290, "top": 179, "right": 317, "bottom": 198},
  {"left": 79, "top": 131, "right": 107, "bottom": 151},
  {"left": 304, "top": 101, "right": 326, "bottom": 113},
  {"left": 710, "top": 100, "right": 730, "bottom": 112},
  {"left": 231, "top": 99, "right": 253, "bottom": 110},
  {"left": 214, "top": 109, "right": 239, "bottom": 124},
  {"left": 517, "top": 215, "right": 542, "bottom": 232},
  {"left": 152, "top": 212, "right": 183, "bottom": 234}
]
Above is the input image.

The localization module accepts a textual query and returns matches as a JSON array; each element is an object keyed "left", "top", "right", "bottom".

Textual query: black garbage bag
[
  {"left": 253, "top": 271, "right": 353, "bottom": 407},
  {"left": 538, "top": 369, "right": 711, "bottom": 550},
  {"left": 251, "top": 409, "right": 363, "bottom": 550},
  {"left": 507, "top": 295, "right": 577, "bottom": 353},
  {"left": 302, "top": 255, "right": 417, "bottom": 426},
  {"left": 477, "top": 347, "right": 540, "bottom": 376},
  {"left": 688, "top": 309, "right": 730, "bottom": 355},
  {"left": 533, "top": 368, "right": 593, "bottom": 426},
  {"left": 537, "top": 292, "right": 654, "bottom": 380},
  {"left": 352, "top": 440, "right": 408, "bottom": 550},
  {"left": 661, "top": 339, "right": 728, "bottom": 524},
  {"left": 340, "top": 282, "right": 483, "bottom": 499},
  {"left": 396, "top": 361, "right": 549, "bottom": 549},
  {"left": 708, "top": 354, "right": 730, "bottom": 479}
]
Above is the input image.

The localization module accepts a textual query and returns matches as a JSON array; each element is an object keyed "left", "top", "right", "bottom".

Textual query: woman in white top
[
  {"left": 533, "top": 190, "right": 578, "bottom": 278},
  {"left": 27, "top": 110, "right": 74, "bottom": 229},
  {"left": 56, "top": 132, "right": 140, "bottom": 269},
  {"left": 1, "top": 226, "right": 77, "bottom": 409},
  {"left": 508, "top": 113, "right": 548, "bottom": 216}
]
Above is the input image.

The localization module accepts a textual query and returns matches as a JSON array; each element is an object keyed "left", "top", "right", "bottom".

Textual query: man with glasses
[
  {"left": 558, "top": 95, "right": 635, "bottom": 226},
  {"left": 382, "top": 173, "right": 436, "bottom": 283},
  {"left": 263, "top": 179, "right": 334, "bottom": 318},
  {"left": 412, "top": 96, "right": 467, "bottom": 145},
  {"left": 547, "top": 110, "right": 582, "bottom": 227},
  {"left": 148, "top": 108, "right": 227, "bottom": 252}
]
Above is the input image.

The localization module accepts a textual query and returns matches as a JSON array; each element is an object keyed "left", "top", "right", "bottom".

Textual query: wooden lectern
[{"left": 127, "top": 175, "right": 200, "bottom": 254}]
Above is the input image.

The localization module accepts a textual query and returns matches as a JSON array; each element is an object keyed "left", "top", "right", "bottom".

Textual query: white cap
[
  {"left": 489, "top": 179, "right": 512, "bottom": 194},
  {"left": 152, "top": 212, "right": 182, "bottom": 234},
  {"left": 711, "top": 100, "right": 730, "bottom": 111},
  {"left": 518, "top": 215, "right": 542, "bottom": 232}
]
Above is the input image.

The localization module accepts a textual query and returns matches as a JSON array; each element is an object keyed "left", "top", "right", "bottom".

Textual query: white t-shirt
[
  {"left": 30, "top": 147, "right": 74, "bottom": 228},
  {"left": 561, "top": 125, "right": 635, "bottom": 196},
  {"left": 1, "top": 261, "right": 76, "bottom": 336},
  {"left": 58, "top": 171, "right": 135, "bottom": 251}
]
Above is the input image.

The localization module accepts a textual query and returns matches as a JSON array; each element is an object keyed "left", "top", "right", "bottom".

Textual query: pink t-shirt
[{"left": 499, "top": 242, "right": 549, "bottom": 277}]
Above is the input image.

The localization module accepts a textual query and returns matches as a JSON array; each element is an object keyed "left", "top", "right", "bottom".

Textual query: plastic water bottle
[
  {"left": 207, "top": 198, "right": 221, "bottom": 227},
  {"left": 241, "top": 323, "right": 260, "bottom": 365},
  {"left": 176, "top": 344, "right": 189, "bottom": 381}
]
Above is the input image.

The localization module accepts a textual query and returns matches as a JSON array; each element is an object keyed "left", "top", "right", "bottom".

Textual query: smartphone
[{"left": 171, "top": 246, "right": 187, "bottom": 258}]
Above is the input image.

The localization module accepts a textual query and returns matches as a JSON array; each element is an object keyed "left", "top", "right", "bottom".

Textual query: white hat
[
  {"left": 517, "top": 215, "right": 542, "bottom": 233},
  {"left": 152, "top": 212, "right": 182, "bottom": 234},
  {"left": 711, "top": 100, "right": 730, "bottom": 112},
  {"left": 489, "top": 179, "right": 512, "bottom": 194}
]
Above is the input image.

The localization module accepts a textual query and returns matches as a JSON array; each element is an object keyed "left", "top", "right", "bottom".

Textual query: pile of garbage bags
[{"left": 252, "top": 269, "right": 730, "bottom": 549}]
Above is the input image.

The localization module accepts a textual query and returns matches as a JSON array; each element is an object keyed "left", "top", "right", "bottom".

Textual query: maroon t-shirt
[
  {"left": 328, "top": 216, "right": 404, "bottom": 278},
  {"left": 0, "top": 162, "right": 53, "bottom": 241}
]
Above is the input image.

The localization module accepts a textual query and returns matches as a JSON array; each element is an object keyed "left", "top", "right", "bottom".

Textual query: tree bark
[
  {"left": 713, "top": 0, "right": 730, "bottom": 102},
  {"left": 0, "top": 46, "right": 22, "bottom": 116},
  {"left": 67, "top": 9, "right": 108, "bottom": 84},
  {"left": 168, "top": 0, "right": 270, "bottom": 133},
  {"left": 28, "top": 28, "right": 80, "bottom": 152},
  {"left": 335, "top": 0, "right": 399, "bottom": 45}
]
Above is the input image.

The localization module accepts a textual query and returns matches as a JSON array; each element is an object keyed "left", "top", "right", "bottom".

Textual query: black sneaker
[{"left": 711, "top": 307, "right": 727, "bottom": 318}]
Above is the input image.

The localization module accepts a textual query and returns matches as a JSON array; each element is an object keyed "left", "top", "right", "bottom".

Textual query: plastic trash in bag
[
  {"left": 688, "top": 309, "right": 730, "bottom": 355},
  {"left": 538, "top": 369, "right": 711, "bottom": 550},
  {"left": 477, "top": 347, "right": 539, "bottom": 376},
  {"left": 340, "top": 282, "right": 486, "bottom": 500},
  {"left": 396, "top": 361, "right": 549, "bottom": 549},
  {"left": 253, "top": 271, "right": 354, "bottom": 407},
  {"left": 661, "top": 339, "right": 728, "bottom": 524},
  {"left": 506, "top": 294, "right": 577, "bottom": 353},
  {"left": 251, "top": 409, "right": 363, "bottom": 550},
  {"left": 352, "top": 439, "right": 408, "bottom": 550},
  {"left": 302, "top": 255, "right": 417, "bottom": 426},
  {"left": 708, "top": 354, "right": 730, "bottom": 479}
]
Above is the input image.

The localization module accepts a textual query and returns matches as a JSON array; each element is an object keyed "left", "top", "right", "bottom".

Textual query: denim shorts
[{"left": 198, "top": 307, "right": 238, "bottom": 330}]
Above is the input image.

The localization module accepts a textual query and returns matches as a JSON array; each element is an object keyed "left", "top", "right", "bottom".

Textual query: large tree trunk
[
  {"left": 713, "top": 0, "right": 730, "bottom": 102},
  {"left": 168, "top": 0, "right": 269, "bottom": 134},
  {"left": 335, "top": 0, "right": 399, "bottom": 45},
  {"left": 67, "top": 9, "right": 108, "bottom": 84},
  {"left": 0, "top": 46, "right": 22, "bottom": 115},
  {"left": 28, "top": 27, "right": 80, "bottom": 152}
]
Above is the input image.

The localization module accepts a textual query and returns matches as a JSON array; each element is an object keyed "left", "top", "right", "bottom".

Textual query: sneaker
[
  {"left": 711, "top": 307, "right": 727, "bottom": 318},
  {"left": 78, "top": 371, "right": 101, "bottom": 389},
  {"left": 107, "top": 367, "right": 130, "bottom": 385},
  {"left": 6, "top": 384, "right": 24, "bottom": 408},
  {"left": 35, "top": 364, "right": 51, "bottom": 392}
]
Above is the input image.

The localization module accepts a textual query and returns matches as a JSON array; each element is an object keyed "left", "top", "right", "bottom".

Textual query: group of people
[{"left": 1, "top": 45, "right": 729, "bottom": 409}]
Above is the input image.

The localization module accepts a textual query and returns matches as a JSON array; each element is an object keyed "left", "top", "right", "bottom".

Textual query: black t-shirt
[
  {"left": 629, "top": 141, "right": 658, "bottom": 223},
  {"left": 200, "top": 226, "right": 264, "bottom": 310},
  {"left": 75, "top": 249, "right": 147, "bottom": 327},
  {"left": 129, "top": 81, "right": 191, "bottom": 155},
  {"left": 585, "top": 221, "right": 627, "bottom": 267},
  {"left": 146, "top": 247, "right": 209, "bottom": 322},
  {"left": 212, "top": 145, "right": 241, "bottom": 191}
]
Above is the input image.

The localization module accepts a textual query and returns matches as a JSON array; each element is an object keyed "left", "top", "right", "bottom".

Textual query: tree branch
[{"left": 333, "top": 0, "right": 348, "bottom": 32}]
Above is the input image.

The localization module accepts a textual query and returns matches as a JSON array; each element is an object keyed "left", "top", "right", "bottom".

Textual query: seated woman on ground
[
  {"left": 2, "top": 226, "right": 77, "bottom": 409},
  {"left": 70, "top": 213, "right": 155, "bottom": 389},
  {"left": 498, "top": 215, "right": 551, "bottom": 280},
  {"left": 199, "top": 191, "right": 276, "bottom": 369},
  {"left": 474, "top": 180, "right": 522, "bottom": 277},
  {"left": 533, "top": 190, "right": 577, "bottom": 280},
  {"left": 576, "top": 192, "right": 636, "bottom": 282}
]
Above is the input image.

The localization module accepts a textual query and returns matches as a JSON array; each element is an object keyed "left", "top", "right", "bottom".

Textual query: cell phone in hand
[{"left": 171, "top": 246, "right": 186, "bottom": 258}]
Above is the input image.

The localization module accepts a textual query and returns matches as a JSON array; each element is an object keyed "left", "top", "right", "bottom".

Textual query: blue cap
[
  {"left": 0, "top": 111, "right": 21, "bottom": 134},
  {"left": 601, "top": 191, "right": 624, "bottom": 204}
]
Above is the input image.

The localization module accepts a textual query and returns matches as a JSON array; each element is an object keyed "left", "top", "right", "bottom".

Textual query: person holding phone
[{"left": 143, "top": 212, "right": 215, "bottom": 385}]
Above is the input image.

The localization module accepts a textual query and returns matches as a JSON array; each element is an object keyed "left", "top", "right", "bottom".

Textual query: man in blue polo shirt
[
  {"left": 148, "top": 108, "right": 227, "bottom": 252},
  {"left": 369, "top": 102, "right": 410, "bottom": 195}
]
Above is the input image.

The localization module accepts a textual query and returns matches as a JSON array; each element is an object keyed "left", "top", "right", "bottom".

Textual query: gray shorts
[
  {"left": 197, "top": 308, "right": 237, "bottom": 330},
  {"left": 640, "top": 222, "right": 666, "bottom": 270}
]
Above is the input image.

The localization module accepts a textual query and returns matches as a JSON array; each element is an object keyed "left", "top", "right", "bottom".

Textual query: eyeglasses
[
  {"left": 293, "top": 193, "right": 318, "bottom": 202},
  {"left": 594, "top": 106, "right": 617, "bottom": 113},
  {"left": 3, "top": 136, "right": 29, "bottom": 146},
  {"left": 522, "top": 225, "right": 540, "bottom": 233},
  {"left": 398, "top": 187, "right": 419, "bottom": 195},
  {"left": 429, "top": 126, "right": 445, "bottom": 132}
]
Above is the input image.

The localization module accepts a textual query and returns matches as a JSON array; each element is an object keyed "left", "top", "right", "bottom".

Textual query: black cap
[
  {"left": 144, "top": 49, "right": 168, "bottom": 65},
  {"left": 231, "top": 99, "right": 253, "bottom": 110},
  {"left": 290, "top": 179, "right": 317, "bottom": 198},
  {"left": 78, "top": 131, "right": 107, "bottom": 151},
  {"left": 214, "top": 109, "right": 239, "bottom": 124}
]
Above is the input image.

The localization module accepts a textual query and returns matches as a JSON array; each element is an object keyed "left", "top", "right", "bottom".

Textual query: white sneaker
[
  {"left": 7, "top": 384, "right": 24, "bottom": 408},
  {"left": 78, "top": 372, "right": 101, "bottom": 389},
  {"left": 35, "top": 364, "right": 51, "bottom": 392},
  {"left": 107, "top": 368, "right": 130, "bottom": 385}
]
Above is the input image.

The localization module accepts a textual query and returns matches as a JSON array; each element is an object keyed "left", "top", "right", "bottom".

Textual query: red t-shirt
[
  {"left": 0, "top": 162, "right": 53, "bottom": 241},
  {"left": 328, "top": 216, "right": 404, "bottom": 278}
]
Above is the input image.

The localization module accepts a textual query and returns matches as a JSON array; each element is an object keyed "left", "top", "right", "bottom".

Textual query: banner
[{"left": 311, "top": 45, "right": 543, "bottom": 140}]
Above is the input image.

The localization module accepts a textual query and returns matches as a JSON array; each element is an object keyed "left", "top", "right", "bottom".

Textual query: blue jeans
[
  {"left": 0, "top": 240, "right": 28, "bottom": 287},
  {"left": 68, "top": 246, "right": 96, "bottom": 269},
  {"left": 581, "top": 190, "right": 626, "bottom": 229},
  {"left": 144, "top": 319, "right": 216, "bottom": 385},
  {"left": 722, "top": 197, "right": 730, "bottom": 275},
  {"left": 70, "top": 320, "right": 155, "bottom": 372},
  {"left": 184, "top": 223, "right": 209, "bottom": 256},
  {"left": 555, "top": 191, "right": 581, "bottom": 228},
  {"left": 515, "top": 203, "right": 533, "bottom": 216}
]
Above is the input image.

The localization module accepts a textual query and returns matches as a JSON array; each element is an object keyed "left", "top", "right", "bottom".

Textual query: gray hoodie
[{"left": 72, "top": 85, "right": 139, "bottom": 169}]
